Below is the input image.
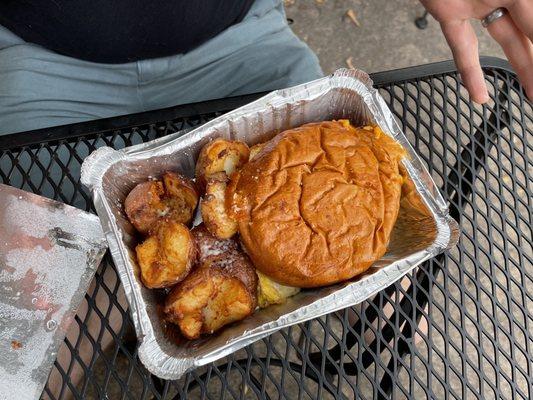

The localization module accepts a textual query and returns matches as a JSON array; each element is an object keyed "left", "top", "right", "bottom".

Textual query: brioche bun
[{"left": 227, "top": 121, "right": 405, "bottom": 287}]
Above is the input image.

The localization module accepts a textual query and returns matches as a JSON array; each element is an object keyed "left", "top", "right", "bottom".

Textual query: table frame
[{"left": 0, "top": 56, "right": 530, "bottom": 400}]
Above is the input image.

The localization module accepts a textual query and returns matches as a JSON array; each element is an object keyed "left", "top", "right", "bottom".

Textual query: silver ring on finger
[{"left": 481, "top": 8, "right": 507, "bottom": 28}]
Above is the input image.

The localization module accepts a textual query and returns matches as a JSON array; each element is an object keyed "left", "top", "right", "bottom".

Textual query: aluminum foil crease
[
  {"left": 0, "top": 184, "right": 107, "bottom": 400},
  {"left": 81, "top": 69, "right": 460, "bottom": 380}
]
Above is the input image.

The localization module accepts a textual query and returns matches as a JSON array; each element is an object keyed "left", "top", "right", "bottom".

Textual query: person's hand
[{"left": 420, "top": 0, "right": 533, "bottom": 103}]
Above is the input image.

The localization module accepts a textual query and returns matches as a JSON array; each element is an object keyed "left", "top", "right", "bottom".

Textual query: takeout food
[
  {"left": 135, "top": 220, "right": 196, "bottom": 288},
  {"left": 195, "top": 138, "right": 249, "bottom": 191},
  {"left": 200, "top": 173, "right": 239, "bottom": 239},
  {"left": 191, "top": 223, "right": 240, "bottom": 264},
  {"left": 227, "top": 121, "right": 406, "bottom": 287},
  {"left": 164, "top": 227, "right": 257, "bottom": 339},
  {"left": 125, "top": 172, "right": 198, "bottom": 234},
  {"left": 256, "top": 271, "right": 300, "bottom": 308},
  {"left": 249, "top": 143, "right": 266, "bottom": 160},
  {"left": 124, "top": 120, "right": 406, "bottom": 339}
]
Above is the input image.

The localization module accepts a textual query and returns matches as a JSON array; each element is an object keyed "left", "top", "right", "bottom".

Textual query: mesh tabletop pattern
[{"left": 0, "top": 58, "right": 530, "bottom": 400}]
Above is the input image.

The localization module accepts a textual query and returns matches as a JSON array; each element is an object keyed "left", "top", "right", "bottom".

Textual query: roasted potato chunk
[
  {"left": 191, "top": 224, "right": 239, "bottom": 264},
  {"left": 192, "top": 224, "right": 257, "bottom": 298},
  {"left": 257, "top": 270, "right": 300, "bottom": 308},
  {"left": 124, "top": 180, "right": 165, "bottom": 234},
  {"left": 249, "top": 143, "right": 266, "bottom": 160},
  {"left": 162, "top": 172, "right": 199, "bottom": 222},
  {"left": 195, "top": 139, "right": 249, "bottom": 190},
  {"left": 206, "top": 254, "right": 258, "bottom": 299},
  {"left": 125, "top": 172, "right": 198, "bottom": 234},
  {"left": 136, "top": 221, "right": 197, "bottom": 288},
  {"left": 164, "top": 251, "right": 258, "bottom": 339},
  {"left": 201, "top": 175, "right": 238, "bottom": 239}
]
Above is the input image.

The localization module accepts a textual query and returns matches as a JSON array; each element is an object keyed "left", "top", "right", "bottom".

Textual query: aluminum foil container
[{"left": 81, "top": 69, "right": 460, "bottom": 380}]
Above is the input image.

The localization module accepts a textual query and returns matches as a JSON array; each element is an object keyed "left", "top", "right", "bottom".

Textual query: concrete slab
[{"left": 285, "top": 0, "right": 505, "bottom": 74}]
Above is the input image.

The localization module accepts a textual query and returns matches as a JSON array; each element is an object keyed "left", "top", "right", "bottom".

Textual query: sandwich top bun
[{"left": 227, "top": 121, "right": 406, "bottom": 288}]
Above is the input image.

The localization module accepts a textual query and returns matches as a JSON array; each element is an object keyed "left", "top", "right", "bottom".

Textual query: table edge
[{"left": 0, "top": 56, "right": 512, "bottom": 150}]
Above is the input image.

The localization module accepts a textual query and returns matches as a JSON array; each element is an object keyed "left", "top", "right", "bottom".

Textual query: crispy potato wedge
[
  {"left": 125, "top": 172, "right": 198, "bottom": 234},
  {"left": 164, "top": 250, "right": 258, "bottom": 339},
  {"left": 136, "top": 221, "right": 197, "bottom": 288},
  {"left": 201, "top": 175, "right": 238, "bottom": 239},
  {"left": 256, "top": 270, "right": 300, "bottom": 308},
  {"left": 195, "top": 139, "right": 249, "bottom": 190}
]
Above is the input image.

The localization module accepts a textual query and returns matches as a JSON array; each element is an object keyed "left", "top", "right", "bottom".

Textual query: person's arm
[{"left": 420, "top": 0, "right": 533, "bottom": 103}]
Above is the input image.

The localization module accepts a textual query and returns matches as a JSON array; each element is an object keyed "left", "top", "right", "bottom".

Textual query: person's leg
[
  {"left": 139, "top": 0, "right": 323, "bottom": 110},
  {"left": 0, "top": 25, "right": 142, "bottom": 135}
]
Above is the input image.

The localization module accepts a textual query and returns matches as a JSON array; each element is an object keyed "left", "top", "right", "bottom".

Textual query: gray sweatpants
[{"left": 0, "top": 0, "right": 322, "bottom": 135}]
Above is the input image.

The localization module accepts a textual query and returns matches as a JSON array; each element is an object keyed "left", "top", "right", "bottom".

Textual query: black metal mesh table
[{"left": 1, "top": 57, "right": 531, "bottom": 400}]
